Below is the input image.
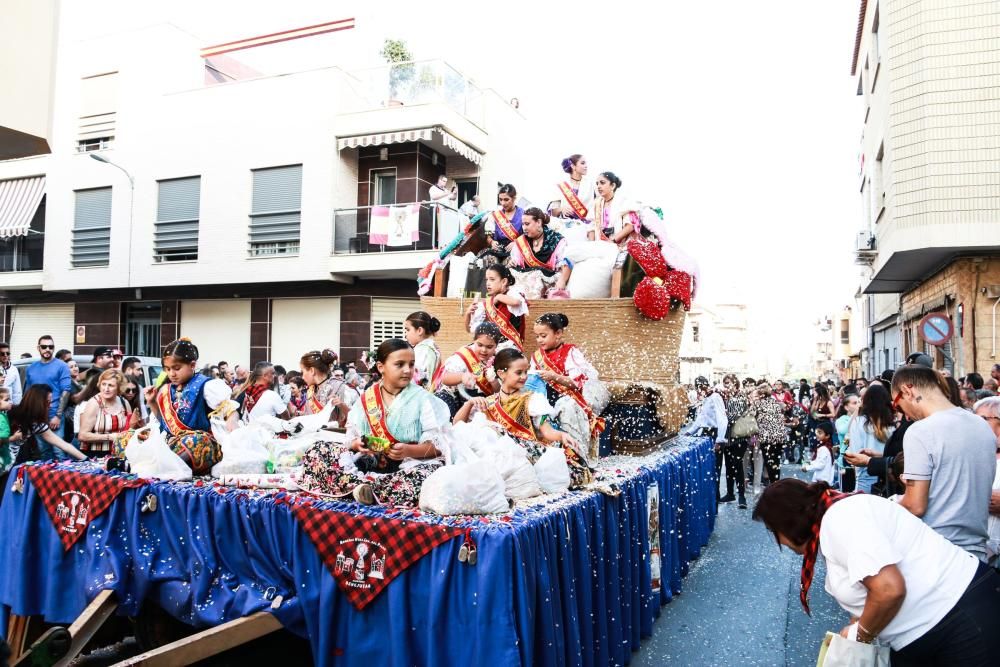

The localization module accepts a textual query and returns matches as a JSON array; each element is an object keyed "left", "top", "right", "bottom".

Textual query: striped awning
[
  {"left": 337, "top": 127, "right": 483, "bottom": 165},
  {"left": 0, "top": 176, "right": 45, "bottom": 239}
]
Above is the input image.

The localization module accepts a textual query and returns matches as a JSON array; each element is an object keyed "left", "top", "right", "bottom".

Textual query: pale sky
[{"left": 83, "top": 0, "right": 866, "bottom": 372}]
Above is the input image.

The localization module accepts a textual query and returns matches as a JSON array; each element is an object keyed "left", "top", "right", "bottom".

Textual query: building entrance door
[{"left": 125, "top": 302, "right": 161, "bottom": 357}]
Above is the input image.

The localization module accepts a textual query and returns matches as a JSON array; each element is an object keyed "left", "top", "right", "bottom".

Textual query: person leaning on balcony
[{"left": 429, "top": 175, "right": 460, "bottom": 246}]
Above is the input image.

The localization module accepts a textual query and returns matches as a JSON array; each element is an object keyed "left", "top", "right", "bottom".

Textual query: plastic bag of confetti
[
  {"left": 287, "top": 400, "right": 335, "bottom": 433},
  {"left": 534, "top": 447, "right": 571, "bottom": 494},
  {"left": 210, "top": 420, "right": 270, "bottom": 477},
  {"left": 125, "top": 418, "right": 192, "bottom": 481},
  {"left": 419, "top": 459, "right": 509, "bottom": 515}
]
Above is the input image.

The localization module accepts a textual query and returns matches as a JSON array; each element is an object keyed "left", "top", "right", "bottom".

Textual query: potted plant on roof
[{"left": 380, "top": 39, "right": 414, "bottom": 107}]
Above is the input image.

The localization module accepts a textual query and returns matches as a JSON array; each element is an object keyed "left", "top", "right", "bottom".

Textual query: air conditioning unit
[
  {"left": 985, "top": 285, "right": 1000, "bottom": 299},
  {"left": 855, "top": 232, "right": 876, "bottom": 252}
]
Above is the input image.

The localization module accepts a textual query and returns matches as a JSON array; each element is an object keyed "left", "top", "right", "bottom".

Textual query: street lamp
[{"left": 89, "top": 153, "right": 135, "bottom": 286}]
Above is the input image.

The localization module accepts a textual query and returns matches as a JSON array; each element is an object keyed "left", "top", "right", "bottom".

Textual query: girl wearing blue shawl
[{"left": 299, "top": 340, "right": 445, "bottom": 506}]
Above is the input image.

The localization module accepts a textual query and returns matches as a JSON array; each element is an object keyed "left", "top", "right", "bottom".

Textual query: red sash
[
  {"left": 156, "top": 385, "right": 194, "bottom": 434},
  {"left": 491, "top": 209, "right": 520, "bottom": 241},
  {"left": 513, "top": 235, "right": 551, "bottom": 270},
  {"left": 307, "top": 387, "right": 325, "bottom": 414},
  {"left": 456, "top": 346, "right": 496, "bottom": 395},
  {"left": 558, "top": 181, "right": 588, "bottom": 219},
  {"left": 483, "top": 296, "right": 524, "bottom": 350},
  {"left": 485, "top": 395, "right": 537, "bottom": 441},
  {"left": 362, "top": 384, "right": 399, "bottom": 445},
  {"left": 533, "top": 348, "right": 606, "bottom": 438}
]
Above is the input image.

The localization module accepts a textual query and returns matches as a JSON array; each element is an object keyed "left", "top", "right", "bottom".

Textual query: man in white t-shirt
[{"left": 893, "top": 365, "right": 996, "bottom": 560}]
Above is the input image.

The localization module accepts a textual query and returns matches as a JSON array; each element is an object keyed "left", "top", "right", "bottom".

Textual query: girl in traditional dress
[
  {"left": 405, "top": 311, "right": 442, "bottom": 391},
  {"left": 453, "top": 348, "right": 592, "bottom": 488},
  {"left": 528, "top": 313, "right": 606, "bottom": 461},
  {"left": 298, "top": 339, "right": 446, "bottom": 506},
  {"left": 549, "top": 154, "right": 593, "bottom": 222},
  {"left": 144, "top": 338, "right": 239, "bottom": 475},
  {"left": 435, "top": 323, "right": 502, "bottom": 418},
  {"left": 300, "top": 349, "right": 347, "bottom": 425},
  {"left": 485, "top": 183, "right": 524, "bottom": 249},
  {"left": 464, "top": 264, "right": 528, "bottom": 350},
  {"left": 587, "top": 171, "right": 642, "bottom": 245},
  {"left": 506, "top": 207, "right": 572, "bottom": 297}
]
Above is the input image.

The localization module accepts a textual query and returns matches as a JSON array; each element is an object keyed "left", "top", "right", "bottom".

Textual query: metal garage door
[
  {"left": 9, "top": 304, "right": 75, "bottom": 357},
  {"left": 270, "top": 298, "right": 341, "bottom": 369},
  {"left": 180, "top": 300, "right": 251, "bottom": 369},
  {"left": 371, "top": 298, "right": 420, "bottom": 346}
]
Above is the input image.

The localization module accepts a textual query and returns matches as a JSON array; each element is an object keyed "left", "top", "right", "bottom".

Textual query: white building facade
[
  {"left": 0, "top": 9, "right": 527, "bottom": 367},
  {"left": 853, "top": 0, "right": 1000, "bottom": 378}
]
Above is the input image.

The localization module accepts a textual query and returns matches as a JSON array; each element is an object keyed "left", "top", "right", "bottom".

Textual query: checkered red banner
[
  {"left": 291, "top": 503, "right": 463, "bottom": 610},
  {"left": 25, "top": 466, "right": 146, "bottom": 550}
]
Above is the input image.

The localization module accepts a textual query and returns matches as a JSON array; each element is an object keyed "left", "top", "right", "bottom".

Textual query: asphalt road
[{"left": 632, "top": 465, "right": 846, "bottom": 667}]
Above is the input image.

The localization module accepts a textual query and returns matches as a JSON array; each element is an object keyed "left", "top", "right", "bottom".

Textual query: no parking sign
[{"left": 918, "top": 313, "right": 953, "bottom": 346}]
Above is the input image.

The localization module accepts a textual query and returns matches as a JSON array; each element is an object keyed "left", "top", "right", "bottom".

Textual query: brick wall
[{"left": 900, "top": 256, "right": 1000, "bottom": 376}]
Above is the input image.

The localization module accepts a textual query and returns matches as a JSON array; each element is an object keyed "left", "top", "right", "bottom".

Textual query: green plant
[
  {"left": 379, "top": 39, "right": 412, "bottom": 64},
  {"left": 381, "top": 39, "right": 415, "bottom": 100}
]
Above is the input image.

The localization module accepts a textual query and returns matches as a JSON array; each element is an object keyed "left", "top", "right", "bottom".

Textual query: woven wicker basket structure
[{"left": 419, "top": 296, "right": 690, "bottom": 434}]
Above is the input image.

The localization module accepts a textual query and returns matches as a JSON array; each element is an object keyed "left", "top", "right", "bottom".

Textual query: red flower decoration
[
  {"left": 633, "top": 277, "right": 673, "bottom": 320},
  {"left": 626, "top": 238, "right": 669, "bottom": 278},
  {"left": 662, "top": 270, "right": 693, "bottom": 311}
]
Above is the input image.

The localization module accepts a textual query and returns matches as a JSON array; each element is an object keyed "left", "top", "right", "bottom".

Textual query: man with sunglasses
[
  {"left": 0, "top": 342, "right": 21, "bottom": 405},
  {"left": 24, "top": 335, "right": 72, "bottom": 453}
]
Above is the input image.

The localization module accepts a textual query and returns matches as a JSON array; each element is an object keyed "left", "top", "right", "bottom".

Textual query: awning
[
  {"left": 337, "top": 127, "right": 483, "bottom": 165},
  {"left": 0, "top": 176, "right": 45, "bottom": 239}
]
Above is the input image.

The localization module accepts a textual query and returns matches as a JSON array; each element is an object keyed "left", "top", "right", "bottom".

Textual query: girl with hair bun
[
  {"left": 405, "top": 311, "right": 443, "bottom": 391},
  {"left": 485, "top": 184, "right": 524, "bottom": 248},
  {"left": 588, "top": 171, "right": 642, "bottom": 246},
  {"left": 299, "top": 339, "right": 447, "bottom": 506},
  {"left": 145, "top": 338, "right": 240, "bottom": 474},
  {"left": 529, "top": 313, "right": 607, "bottom": 460},
  {"left": 299, "top": 348, "right": 348, "bottom": 425},
  {"left": 453, "top": 347, "right": 593, "bottom": 488},
  {"left": 436, "top": 323, "right": 502, "bottom": 418},
  {"left": 507, "top": 207, "right": 573, "bottom": 296},
  {"left": 549, "top": 154, "right": 593, "bottom": 221},
  {"left": 465, "top": 264, "right": 529, "bottom": 351}
]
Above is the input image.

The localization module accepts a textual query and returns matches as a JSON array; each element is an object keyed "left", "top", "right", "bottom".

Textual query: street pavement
[{"left": 632, "top": 464, "right": 846, "bottom": 667}]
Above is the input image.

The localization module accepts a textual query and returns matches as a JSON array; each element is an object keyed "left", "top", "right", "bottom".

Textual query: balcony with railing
[
  {"left": 0, "top": 188, "right": 45, "bottom": 289},
  {"left": 330, "top": 201, "right": 472, "bottom": 278},
  {"left": 336, "top": 60, "right": 489, "bottom": 155}
]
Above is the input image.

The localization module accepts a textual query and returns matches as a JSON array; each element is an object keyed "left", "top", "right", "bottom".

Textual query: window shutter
[
  {"left": 72, "top": 187, "right": 112, "bottom": 267},
  {"left": 79, "top": 72, "right": 118, "bottom": 142},
  {"left": 155, "top": 176, "right": 200, "bottom": 261},
  {"left": 249, "top": 165, "right": 302, "bottom": 256}
]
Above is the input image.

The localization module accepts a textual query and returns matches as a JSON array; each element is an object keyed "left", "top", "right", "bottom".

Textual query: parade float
[{"left": 0, "top": 210, "right": 716, "bottom": 667}]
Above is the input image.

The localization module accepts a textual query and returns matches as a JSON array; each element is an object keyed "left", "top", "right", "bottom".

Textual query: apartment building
[
  {"left": 853, "top": 0, "right": 1000, "bottom": 377},
  {"left": 0, "top": 7, "right": 527, "bottom": 368}
]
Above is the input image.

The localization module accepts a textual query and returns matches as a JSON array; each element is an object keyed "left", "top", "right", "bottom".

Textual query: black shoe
[
  {"left": 738, "top": 494, "right": 747, "bottom": 509},
  {"left": 719, "top": 493, "right": 736, "bottom": 503}
]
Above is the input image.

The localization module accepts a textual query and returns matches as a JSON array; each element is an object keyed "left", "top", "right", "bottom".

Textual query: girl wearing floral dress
[
  {"left": 299, "top": 339, "right": 446, "bottom": 506},
  {"left": 435, "top": 323, "right": 502, "bottom": 418},
  {"left": 454, "top": 348, "right": 592, "bottom": 488},
  {"left": 404, "top": 311, "right": 442, "bottom": 391}
]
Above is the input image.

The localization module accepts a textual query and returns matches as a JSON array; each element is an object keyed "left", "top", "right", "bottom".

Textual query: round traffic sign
[{"left": 918, "top": 313, "right": 953, "bottom": 346}]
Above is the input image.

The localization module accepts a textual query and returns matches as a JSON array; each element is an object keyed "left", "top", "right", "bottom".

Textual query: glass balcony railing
[
  {"left": 0, "top": 234, "right": 44, "bottom": 272},
  {"left": 349, "top": 60, "right": 486, "bottom": 128},
  {"left": 332, "top": 201, "right": 473, "bottom": 255}
]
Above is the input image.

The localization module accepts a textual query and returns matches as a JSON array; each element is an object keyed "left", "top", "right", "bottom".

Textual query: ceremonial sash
[
  {"left": 533, "top": 348, "right": 606, "bottom": 438},
  {"left": 307, "top": 387, "right": 325, "bottom": 414},
  {"left": 558, "top": 181, "right": 588, "bottom": 219},
  {"left": 513, "top": 235, "right": 550, "bottom": 270},
  {"left": 483, "top": 296, "right": 524, "bottom": 350},
  {"left": 456, "top": 346, "right": 496, "bottom": 395},
  {"left": 362, "top": 384, "right": 400, "bottom": 445},
  {"left": 156, "top": 384, "right": 195, "bottom": 435},
  {"left": 592, "top": 197, "right": 608, "bottom": 241},
  {"left": 485, "top": 395, "right": 537, "bottom": 441},
  {"left": 491, "top": 209, "right": 520, "bottom": 242}
]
